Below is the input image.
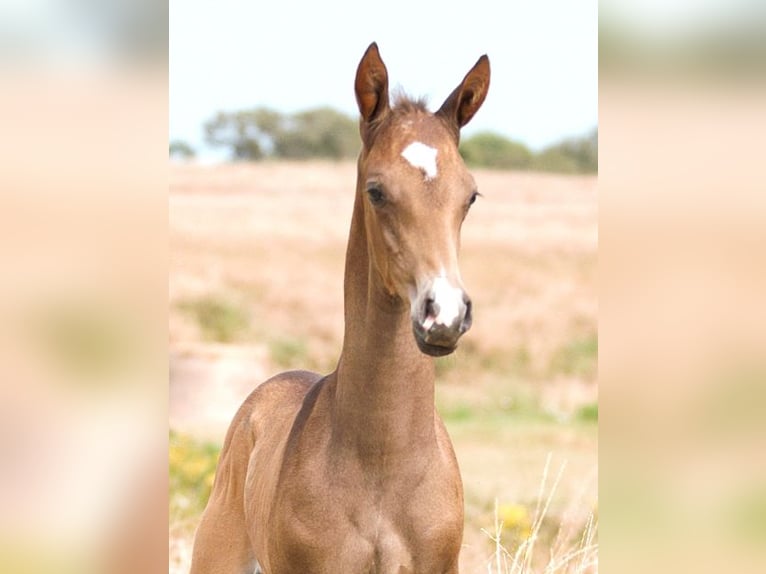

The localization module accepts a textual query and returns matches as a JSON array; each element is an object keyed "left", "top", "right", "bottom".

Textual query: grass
[
  {"left": 436, "top": 370, "right": 580, "bottom": 427},
  {"left": 437, "top": 342, "right": 534, "bottom": 381},
  {"left": 169, "top": 430, "right": 220, "bottom": 530},
  {"left": 177, "top": 294, "right": 251, "bottom": 343},
  {"left": 483, "top": 456, "right": 598, "bottom": 573},
  {"left": 268, "top": 334, "right": 310, "bottom": 370},
  {"left": 437, "top": 392, "right": 555, "bottom": 426},
  {"left": 576, "top": 402, "right": 599, "bottom": 423},
  {"left": 439, "top": 334, "right": 597, "bottom": 385},
  {"left": 549, "top": 333, "right": 598, "bottom": 380}
]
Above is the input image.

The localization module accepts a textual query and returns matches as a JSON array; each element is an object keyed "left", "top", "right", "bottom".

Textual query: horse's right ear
[{"left": 355, "top": 42, "right": 390, "bottom": 129}]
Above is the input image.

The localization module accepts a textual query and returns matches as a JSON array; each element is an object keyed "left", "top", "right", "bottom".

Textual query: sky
[{"left": 169, "top": 0, "right": 598, "bottom": 159}]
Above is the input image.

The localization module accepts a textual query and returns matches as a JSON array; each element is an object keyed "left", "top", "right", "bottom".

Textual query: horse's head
[{"left": 354, "top": 43, "right": 490, "bottom": 357}]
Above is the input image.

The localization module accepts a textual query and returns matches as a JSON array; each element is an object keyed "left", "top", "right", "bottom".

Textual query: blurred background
[
  {"left": 599, "top": 1, "right": 766, "bottom": 573},
  {"left": 1, "top": 1, "right": 167, "bottom": 573},
  {"left": 1, "top": 0, "right": 764, "bottom": 573}
]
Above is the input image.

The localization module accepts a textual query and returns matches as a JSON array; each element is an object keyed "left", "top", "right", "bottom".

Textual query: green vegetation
[
  {"left": 438, "top": 341, "right": 533, "bottom": 381},
  {"left": 459, "top": 132, "right": 534, "bottom": 170},
  {"left": 549, "top": 333, "right": 598, "bottom": 380},
  {"left": 204, "top": 106, "right": 359, "bottom": 161},
  {"left": 441, "top": 339, "right": 601, "bottom": 385},
  {"left": 436, "top": 372, "right": 554, "bottom": 426},
  {"left": 169, "top": 430, "right": 220, "bottom": 525},
  {"left": 534, "top": 130, "right": 598, "bottom": 173},
  {"left": 576, "top": 402, "right": 599, "bottom": 423},
  {"left": 170, "top": 139, "right": 196, "bottom": 159},
  {"left": 268, "top": 335, "right": 310, "bottom": 369},
  {"left": 440, "top": 402, "right": 477, "bottom": 423},
  {"left": 201, "top": 105, "right": 597, "bottom": 173},
  {"left": 482, "top": 477, "right": 598, "bottom": 574},
  {"left": 461, "top": 129, "right": 597, "bottom": 174},
  {"left": 177, "top": 295, "right": 251, "bottom": 343}
]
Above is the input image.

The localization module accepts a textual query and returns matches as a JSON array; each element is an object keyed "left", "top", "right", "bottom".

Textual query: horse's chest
[
  {"left": 276, "top": 475, "right": 462, "bottom": 571},
  {"left": 353, "top": 509, "right": 417, "bottom": 572}
]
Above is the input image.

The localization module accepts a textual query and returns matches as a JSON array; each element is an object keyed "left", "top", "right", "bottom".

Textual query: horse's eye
[
  {"left": 468, "top": 191, "right": 481, "bottom": 207},
  {"left": 367, "top": 185, "right": 386, "bottom": 206}
]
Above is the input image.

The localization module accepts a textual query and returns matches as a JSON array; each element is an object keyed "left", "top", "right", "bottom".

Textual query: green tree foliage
[
  {"left": 530, "top": 147, "right": 581, "bottom": 173},
  {"left": 534, "top": 128, "right": 598, "bottom": 173},
  {"left": 275, "top": 107, "right": 359, "bottom": 159},
  {"left": 169, "top": 139, "right": 196, "bottom": 159},
  {"left": 204, "top": 109, "right": 274, "bottom": 160},
  {"left": 460, "top": 128, "right": 598, "bottom": 173},
  {"left": 204, "top": 107, "right": 359, "bottom": 161},
  {"left": 202, "top": 104, "right": 596, "bottom": 173},
  {"left": 459, "top": 132, "right": 533, "bottom": 169}
]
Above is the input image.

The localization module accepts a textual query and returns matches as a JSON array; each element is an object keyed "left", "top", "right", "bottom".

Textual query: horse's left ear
[{"left": 437, "top": 55, "right": 490, "bottom": 140}]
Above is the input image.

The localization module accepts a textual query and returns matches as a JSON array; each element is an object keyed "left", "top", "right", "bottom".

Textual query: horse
[{"left": 189, "top": 42, "right": 490, "bottom": 574}]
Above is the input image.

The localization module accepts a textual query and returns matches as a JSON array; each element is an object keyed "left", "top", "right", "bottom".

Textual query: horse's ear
[
  {"left": 437, "top": 55, "right": 490, "bottom": 140},
  {"left": 355, "top": 42, "right": 390, "bottom": 128}
]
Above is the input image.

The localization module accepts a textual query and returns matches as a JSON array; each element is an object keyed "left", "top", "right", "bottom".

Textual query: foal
[{"left": 190, "top": 42, "right": 490, "bottom": 574}]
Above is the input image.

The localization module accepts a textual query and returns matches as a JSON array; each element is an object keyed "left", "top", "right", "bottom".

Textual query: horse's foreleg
[
  {"left": 189, "top": 417, "right": 256, "bottom": 574},
  {"left": 189, "top": 496, "right": 256, "bottom": 573}
]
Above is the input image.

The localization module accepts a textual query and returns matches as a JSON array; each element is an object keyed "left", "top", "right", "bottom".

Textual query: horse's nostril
[
  {"left": 461, "top": 297, "right": 473, "bottom": 333},
  {"left": 424, "top": 297, "right": 438, "bottom": 321}
]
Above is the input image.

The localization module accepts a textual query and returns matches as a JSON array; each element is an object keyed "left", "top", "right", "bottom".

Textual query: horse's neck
[{"left": 333, "top": 189, "right": 436, "bottom": 457}]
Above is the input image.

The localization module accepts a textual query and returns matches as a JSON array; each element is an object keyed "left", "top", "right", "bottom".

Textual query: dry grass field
[{"left": 169, "top": 161, "right": 598, "bottom": 573}]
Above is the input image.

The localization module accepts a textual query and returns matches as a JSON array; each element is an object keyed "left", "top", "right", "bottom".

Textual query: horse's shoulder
[
  {"left": 224, "top": 370, "right": 322, "bottom": 441},
  {"left": 253, "top": 370, "right": 322, "bottom": 406}
]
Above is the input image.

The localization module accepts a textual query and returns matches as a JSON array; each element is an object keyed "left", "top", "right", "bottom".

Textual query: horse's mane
[
  {"left": 391, "top": 92, "right": 429, "bottom": 115},
  {"left": 362, "top": 92, "right": 430, "bottom": 145}
]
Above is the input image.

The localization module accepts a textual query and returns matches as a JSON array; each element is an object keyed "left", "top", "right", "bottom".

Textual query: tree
[
  {"left": 274, "top": 107, "right": 359, "bottom": 159},
  {"left": 169, "top": 140, "right": 196, "bottom": 159},
  {"left": 562, "top": 128, "right": 598, "bottom": 173},
  {"left": 459, "top": 132, "right": 533, "bottom": 169},
  {"left": 203, "top": 109, "right": 284, "bottom": 161},
  {"left": 203, "top": 107, "right": 359, "bottom": 161},
  {"left": 532, "top": 129, "right": 598, "bottom": 174},
  {"left": 530, "top": 146, "right": 581, "bottom": 173}
]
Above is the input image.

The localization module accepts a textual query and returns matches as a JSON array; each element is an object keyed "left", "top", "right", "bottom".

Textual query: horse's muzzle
[{"left": 411, "top": 278, "right": 472, "bottom": 356}]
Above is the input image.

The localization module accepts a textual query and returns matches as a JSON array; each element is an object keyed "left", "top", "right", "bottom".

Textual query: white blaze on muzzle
[
  {"left": 410, "top": 270, "right": 473, "bottom": 354},
  {"left": 423, "top": 276, "right": 464, "bottom": 330}
]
